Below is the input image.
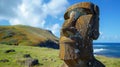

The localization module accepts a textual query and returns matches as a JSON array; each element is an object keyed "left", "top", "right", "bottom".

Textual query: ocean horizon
[{"left": 93, "top": 43, "right": 120, "bottom": 58}]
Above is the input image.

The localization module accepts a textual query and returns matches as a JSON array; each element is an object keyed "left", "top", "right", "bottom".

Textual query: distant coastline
[{"left": 93, "top": 43, "right": 120, "bottom": 58}]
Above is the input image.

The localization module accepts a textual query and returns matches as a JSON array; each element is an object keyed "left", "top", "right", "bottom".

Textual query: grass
[
  {"left": 95, "top": 56, "right": 120, "bottom": 67},
  {"left": 0, "top": 44, "right": 120, "bottom": 67},
  {"left": 0, "top": 44, "right": 62, "bottom": 67}
]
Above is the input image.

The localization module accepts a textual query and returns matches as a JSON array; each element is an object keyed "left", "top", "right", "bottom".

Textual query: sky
[{"left": 0, "top": 0, "right": 120, "bottom": 43}]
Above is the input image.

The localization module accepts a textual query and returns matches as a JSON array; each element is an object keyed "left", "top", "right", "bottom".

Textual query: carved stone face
[
  {"left": 59, "top": 3, "right": 105, "bottom": 67},
  {"left": 59, "top": 2, "right": 100, "bottom": 60},
  {"left": 62, "top": 3, "right": 99, "bottom": 40}
]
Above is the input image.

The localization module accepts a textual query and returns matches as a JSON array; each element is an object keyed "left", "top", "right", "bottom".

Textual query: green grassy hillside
[
  {"left": 0, "top": 25, "right": 59, "bottom": 48},
  {"left": 0, "top": 44, "right": 120, "bottom": 67},
  {"left": 0, "top": 44, "right": 62, "bottom": 67}
]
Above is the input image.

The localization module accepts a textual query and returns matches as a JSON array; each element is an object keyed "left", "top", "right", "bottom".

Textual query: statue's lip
[
  {"left": 60, "top": 39, "right": 76, "bottom": 44},
  {"left": 60, "top": 36, "right": 76, "bottom": 44},
  {"left": 60, "top": 42, "right": 76, "bottom": 44}
]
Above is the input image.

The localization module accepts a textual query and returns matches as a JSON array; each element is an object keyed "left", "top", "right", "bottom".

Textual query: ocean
[{"left": 93, "top": 43, "right": 120, "bottom": 58}]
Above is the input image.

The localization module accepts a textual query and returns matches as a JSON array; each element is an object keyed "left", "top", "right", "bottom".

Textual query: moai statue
[{"left": 59, "top": 2, "right": 105, "bottom": 67}]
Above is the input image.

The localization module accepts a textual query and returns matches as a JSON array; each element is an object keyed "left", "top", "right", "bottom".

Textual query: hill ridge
[{"left": 0, "top": 25, "right": 59, "bottom": 49}]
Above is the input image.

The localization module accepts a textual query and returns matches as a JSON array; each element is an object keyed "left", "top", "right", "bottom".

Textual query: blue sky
[{"left": 0, "top": 0, "right": 120, "bottom": 42}]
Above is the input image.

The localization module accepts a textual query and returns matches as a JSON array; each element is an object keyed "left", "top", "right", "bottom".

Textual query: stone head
[
  {"left": 60, "top": 2, "right": 100, "bottom": 60},
  {"left": 59, "top": 2, "right": 105, "bottom": 67},
  {"left": 62, "top": 2, "right": 100, "bottom": 41}
]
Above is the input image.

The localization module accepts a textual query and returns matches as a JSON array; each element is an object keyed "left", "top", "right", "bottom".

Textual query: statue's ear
[
  {"left": 92, "top": 29, "right": 99, "bottom": 40},
  {"left": 90, "top": 5, "right": 99, "bottom": 40},
  {"left": 94, "top": 5, "right": 99, "bottom": 16},
  {"left": 64, "top": 12, "right": 69, "bottom": 20},
  {"left": 91, "top": 16, "right": 99, "bottom": 40}
]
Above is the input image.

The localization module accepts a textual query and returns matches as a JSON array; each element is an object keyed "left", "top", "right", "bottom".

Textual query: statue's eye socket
[
  {"left": 67, "top": 8, "right": 93, "bottom": 19},
  {"left": 76, "top": 8, "right": 92, "bottom": 15},
  {"left": 84, "top": 9, "right": 92, "bottom": 14}
]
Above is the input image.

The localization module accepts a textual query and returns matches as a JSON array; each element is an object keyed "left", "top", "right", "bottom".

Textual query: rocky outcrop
[
  {"left": 0, "top": 59, "right": 9, "bottom": 63},
  {"left": 59, "top": 2, "right": 105, "bottom": 67},
  {"left": 17, "top": 54, "right": 39, "bottom": 67},
  {"left": 4, "top": 49, "right": 15, "bottom": 53},
  {"left": 39, "top": 40, "right": 59, "bottom": 49},
  {"left": 24, "top": 58, "right": 39, "bottom": 67}
]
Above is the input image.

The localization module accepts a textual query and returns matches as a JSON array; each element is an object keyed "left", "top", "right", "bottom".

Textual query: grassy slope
[
  {"left": 0, "top": 44, "right": 120, "bottom": 67},
  {"left": 0, "top": 44, "right": 62, "bottom": 67},
  {"left": 0, "top": 25, "right": 58, "bottom": 46}
]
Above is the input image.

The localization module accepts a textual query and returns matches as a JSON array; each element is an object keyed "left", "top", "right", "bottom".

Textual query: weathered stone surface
[
  {"left": 0, "top": 59, "right": 9, "bottom": 63},
  {"left": 59, "top": 2, "right": 105, "bottom": 67},
  {"left": 24, "top": 58, "right": 39, "bottom": 67},
  {"left": 4, "top": 49, "right": 15, "bottom": 53},
  {"left": 17, "top": 58, "right": 39, "bottom": 67},
  {"left": 23, "top": 54, "right": 31, "bottom": 58}
]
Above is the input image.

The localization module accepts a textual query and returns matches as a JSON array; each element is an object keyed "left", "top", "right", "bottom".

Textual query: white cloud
[
  {"left": 59, "top": 17, "right": 64, "bottom": 21},
  {"left": 46, "top": 0, "right": 68, "bottom": 17},
  {"left": 97, "top": 33, "right": 120, "bottom": 42},
  {"left": 114, "top": 35, "right": 119, "bottom": 39},
  {"left": 47, "top": 23, "right": 61, "bottom": 35},
  {"left": 0, "top": 0, "right": 69, "bottom": 31},
  {"left": 0, "top": 0, "right": 22, "bottom": 19},
  {"left": 100, "top": 31, "right": 103, "bottom": 35}
]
